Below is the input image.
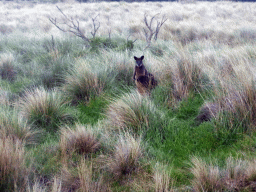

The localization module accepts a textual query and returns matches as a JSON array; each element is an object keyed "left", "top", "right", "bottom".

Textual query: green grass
[
  {"left": 77, "top": 95, "right": 109, "bottom": 125},
  {"left": 27, "top": 137, "right": 61, "bottom": 181},
  {"left": 143, "top": 92, "right": 256, "bottom": 186}
]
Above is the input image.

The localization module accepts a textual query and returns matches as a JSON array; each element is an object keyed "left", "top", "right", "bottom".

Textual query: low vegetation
[{"left": 1, "top": 1, "right": 256, "bottom": 191}]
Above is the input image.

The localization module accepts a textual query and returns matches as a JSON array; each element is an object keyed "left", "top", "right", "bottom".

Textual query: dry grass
[
  {"left": 77, "top": 159, "right": 108, "bottom": 192},
  {"left": 0, "top": 106, "right": 40, "bottom": 145},
  {"left": 60, "top": 124, "right": 100, "bottom": 159},
  {"left": 191, "top": 157, "right": 222, "bottom": 192},
  {"left": 153, "top": 163, "right": 173, "bottom": 192},
  {"left": 2, "top": 1, "right": 256, "bottom": 191},
  {"left": 0, "top": 137, "right": 28, "bottom": 191},
  {"left": 197, "top": 60, "right": 256, "bottom": 131},
  {"left": 1, "top": 1, "right": 256, "bottom": 45},
  {"left": 191, "top": 157, "right": 256, "bottom": 191},
  {"left": 107, "top": 132, "right": 142, "bottom": 180},
  {"left": 60, "top": 158, "right": 109, "bottom": 192}
]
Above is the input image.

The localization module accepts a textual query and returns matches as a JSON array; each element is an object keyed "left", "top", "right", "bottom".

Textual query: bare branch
[
  {"left": 154, "top": 15, "right": 168, "bottom": 41},
  {"left": 91, "top": 14, "right": 100, "bottom": 38},
  {"left": 49, "top": 6, "right": 91, "bottom": 42},
  {"left": 143, "top": 13, "right": 167, "bottom": 49}
]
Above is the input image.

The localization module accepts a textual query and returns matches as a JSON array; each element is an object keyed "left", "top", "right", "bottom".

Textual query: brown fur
[
  {"left": 196, "top": 92, "right": 242, "bottom": 123},
  {"left": 196, "top": 102, "right": 220, "bottom": 123},
  {"left": 133, "top": 56, "right": 157, "bottom": 95}
]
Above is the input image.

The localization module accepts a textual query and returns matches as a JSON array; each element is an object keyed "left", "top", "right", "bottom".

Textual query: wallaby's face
[{"left": 134, "top": 56, "right": 144, "bottom": 67}]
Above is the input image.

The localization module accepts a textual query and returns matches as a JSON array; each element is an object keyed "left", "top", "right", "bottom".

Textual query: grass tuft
[
  {"left": 153, "top": 163, "right": 173, "bottom": 192},
  {"left": 108, "top": 132, "right": 142, "bottom": 180},
  {"left": 0, "top": 137, "right": 27, "bottom": 191},
  {"left": 0, "top": 106, "right": 40, "bottom": 145},
  {"left": 62, "top": 60, "right": 104, "bottom": 104},
  {"left": 18, "top": 87, "right": 77, "bottom": 132},
  {"left": 106, "top": 90, "right": 164, "bottom": 133},
  {"left": 60, "top": 124, "right": 100, "bottom": 157},
  {"left": 190, "top": 157, "right": 256, "bottom": 191},
  {"left": 190, "top": 157, "right": 222, "bottom": 192}
]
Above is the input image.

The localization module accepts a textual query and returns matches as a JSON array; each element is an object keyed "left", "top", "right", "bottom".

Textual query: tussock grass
[
  {"left": 18, "top": 87, "right": 77, "bottom": 132},
  {"left": 107, "top": 132, "right": 143, "bottom": 180},
  {"left": 153, "top": 163, "right": 173, "bottom": 192},
  {"left": 191, "top": 157, "right": 256, "bottom": 191},
  {"left": 0, "top": 106, "right": 40, "bottom": 145},
  {"left": 77, "top": 159, "right": 107, "bottom": 192},
  {"left": 191, "top": 157, "right": 222, "bottom": 192},
  {"left": 62, "top": 60, "right": 104, "bottom": 104},
  {"left": 0, "top": 137, "right": 28, "bottom": 191},
  {"left": 61, "top": 158, "right": 108, "bottom": 192},
  {"left": 60, "top": 124, "right": 100, "bottom": 158},
  {"left": 106, "top": 90, "right": 164, "bottom": 132}
]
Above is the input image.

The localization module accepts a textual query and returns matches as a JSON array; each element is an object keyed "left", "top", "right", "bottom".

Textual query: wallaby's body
[{"left": 133, "top": 56, "right": 157, "bottom": 95}]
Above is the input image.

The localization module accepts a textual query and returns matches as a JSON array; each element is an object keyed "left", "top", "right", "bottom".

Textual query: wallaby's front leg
[{"left": 133, "top": 70, "right": 136, "bottom": 80}]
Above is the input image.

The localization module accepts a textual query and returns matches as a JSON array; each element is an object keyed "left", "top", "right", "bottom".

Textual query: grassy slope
[{"left": 1, "top": 1, "right": 256, "bottom": 191}]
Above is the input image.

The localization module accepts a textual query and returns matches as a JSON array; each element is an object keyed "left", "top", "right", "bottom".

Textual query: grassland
[{"left": 1, "top": 0, "right": 256, "bottom": 191}]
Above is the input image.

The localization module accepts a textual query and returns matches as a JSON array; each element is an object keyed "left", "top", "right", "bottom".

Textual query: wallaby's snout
[{"left": 134, "top": 56, "right": 144, "bottom": 67}]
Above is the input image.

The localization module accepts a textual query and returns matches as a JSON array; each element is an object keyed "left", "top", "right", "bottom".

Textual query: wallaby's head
[{"left": 134, "top": 56, "right": 144, "bottom": 67}]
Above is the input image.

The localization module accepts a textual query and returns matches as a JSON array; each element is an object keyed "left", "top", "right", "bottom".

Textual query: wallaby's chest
[{"left": 135, "top": 66, "right": 147, "bottom": 77}]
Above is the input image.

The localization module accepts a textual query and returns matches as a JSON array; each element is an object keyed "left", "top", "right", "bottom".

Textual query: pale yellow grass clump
[
  {"left": 60, "top": 158, "right": 109, "bottom": 192},
  {"left": 0, "top": 137, "right": 28, "bottom": 191},
  {"left": 60, "top": 124, "right": 100, "bottom": 159},
  {"left": 107, "top": 132, "right": 143, "bottom": 180},
  {"left": 196, "top": 47, "right": 256, "bottom": 128},
  {"left": 153, "top": 163, "right": 173, "bottom": 192},
  {"left": 27, "top": 177, "right": 62, "bottom": 192},
  {"left": 191, "top": 157, "right": 256, "bottom": 191}
]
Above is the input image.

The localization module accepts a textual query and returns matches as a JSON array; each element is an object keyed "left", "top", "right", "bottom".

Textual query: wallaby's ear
[
  {"left": 134, "top": 56, "right": 138, "bottom": 60},
  {"left": 141, "top": 56, "right": 144, "bottom": 60}
]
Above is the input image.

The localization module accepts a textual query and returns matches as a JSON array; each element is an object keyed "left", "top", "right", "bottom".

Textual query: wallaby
[{"left": 133, "top": 56, "right": 157, "bottom": 94}]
